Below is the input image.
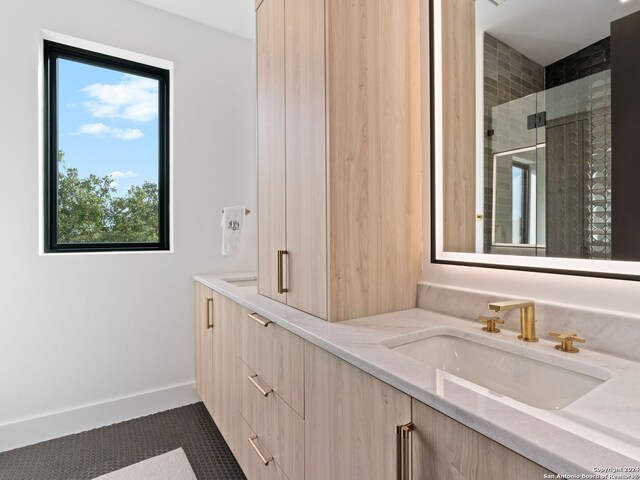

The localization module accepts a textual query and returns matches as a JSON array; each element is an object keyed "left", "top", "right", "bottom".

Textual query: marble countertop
[{"left": 194, "top": 273, "right": 640, "bottom": 475}]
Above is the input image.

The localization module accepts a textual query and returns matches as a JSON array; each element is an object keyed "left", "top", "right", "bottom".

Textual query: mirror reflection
[{"left": 439, "top": 0, "right": 640, "bottom": 263}]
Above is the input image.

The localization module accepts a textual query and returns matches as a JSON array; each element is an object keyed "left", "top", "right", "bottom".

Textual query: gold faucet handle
[
  {"left": 478, "top": 315, "right": 504, "bottom": 333},
  {"left": 549, "top": 331, "right": 586, "bottom": 353}
]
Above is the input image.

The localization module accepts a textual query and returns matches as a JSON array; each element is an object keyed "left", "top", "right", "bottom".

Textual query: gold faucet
[{"left": 487, "top": 300, "right": 538, "bottom": 342}]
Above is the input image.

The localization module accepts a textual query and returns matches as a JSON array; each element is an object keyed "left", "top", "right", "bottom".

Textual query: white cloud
[
  {"left": 110, "top": 170, "right": 138, "bottom": 178},
  {"left": 77, "top": 122, "right": 144, "bottom": 141},
  {"left": 81, "top": 75, "right": 158, "bottom": 123}
]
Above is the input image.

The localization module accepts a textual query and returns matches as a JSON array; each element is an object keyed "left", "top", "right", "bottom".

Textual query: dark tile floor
[{"left": 0, "top": 402, "right": 246, "bottom": 480}]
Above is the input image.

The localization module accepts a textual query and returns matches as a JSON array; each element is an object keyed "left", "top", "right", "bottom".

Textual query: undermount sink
[
  {"left": 221, "top": 276, "right": 258, "bottom": 287},
  {"left": 388, "top": 330, "right": 607, "bottom": 410}
]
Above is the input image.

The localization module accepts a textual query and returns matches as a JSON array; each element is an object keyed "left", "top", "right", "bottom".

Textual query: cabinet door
[
  {"left": 210, "top": 292, "right": 240, "bottom": 447},
  {"left": 284, "top": 0, "right": 328, "bottom": 319},
  {"left": 257, "top": 0, "right": 287, "bottom": 304},
  {"left": 305, "top": 343, "right": 411, "bottom": 480},
  {"left": 194, "top": 282, "right": 214, "bottom": 415},
  {"left": 412, "top": 399, "right": 553, "bottom": 479}
]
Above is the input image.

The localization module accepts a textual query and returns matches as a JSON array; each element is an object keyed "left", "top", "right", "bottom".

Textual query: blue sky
[{"left": 58, "top": 59, "right": 159, "bottom": 196}]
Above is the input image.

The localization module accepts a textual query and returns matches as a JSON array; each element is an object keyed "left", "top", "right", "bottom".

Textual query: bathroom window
[{"left": 44, "top": 41, "right": 170, "bottom": 252}]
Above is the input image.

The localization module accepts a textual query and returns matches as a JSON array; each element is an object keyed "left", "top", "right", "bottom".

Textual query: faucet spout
[{"left": 487, "top": 300, "right": 538, "bottom": 342}]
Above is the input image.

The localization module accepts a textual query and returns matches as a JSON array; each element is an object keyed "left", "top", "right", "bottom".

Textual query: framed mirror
[{"left": 431, "top": 0, "right": 640, "bottom": 279}]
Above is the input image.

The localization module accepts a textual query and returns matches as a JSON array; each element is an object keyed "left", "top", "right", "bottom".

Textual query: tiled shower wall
[
  {"left": 544, "top": 38, "right": 612, "bottom": 260},
  {"left": 546, "top": 37, "right": 611, "bottom": 88},
  {"left": 543, "top": 71, "right": 612, "bottom": 259},
  {"left": 483, "top": 35, "right": 612, "bottom": 260},
  {"left": 483, "top": 34, "right": 544, "bottom": 255}
]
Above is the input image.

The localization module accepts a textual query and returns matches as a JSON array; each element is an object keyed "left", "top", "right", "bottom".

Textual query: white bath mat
[{"left": 92, "top": 448, "right": 197, "bottom": 480}]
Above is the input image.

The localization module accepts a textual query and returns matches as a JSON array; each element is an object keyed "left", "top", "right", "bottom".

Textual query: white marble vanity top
[{"left": 194, "top": 273, "right": 640, "bottom": 475}]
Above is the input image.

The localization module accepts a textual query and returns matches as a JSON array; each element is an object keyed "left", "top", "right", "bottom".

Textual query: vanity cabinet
[
  {"left": 255, "top": 0, "right": 423, "bottom": 322},
  {"left": 194, "top": 282, "right": 215, "bottom": 415},
  {"left": 411, "top": 400, "right": 552, "bottom": 479},
  {"left": 304, "top": 339, "right": 551, "bottom": 480},
  {"left": 305, "top": 343, "right": 412, "bottom": 480},
  {"left": 235, "top": 308, "right": 305, "bottom": 479},
  {"left": 195, "top": 282, "right": 553, "bottom": 479},
  {"left": 193, "top": 283, "right": 240, "bottom": 451}
]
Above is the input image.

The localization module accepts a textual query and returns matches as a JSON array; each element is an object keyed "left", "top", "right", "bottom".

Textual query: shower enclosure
[{"left": 486, "top": 70, "right": 612, "bottom": 260}]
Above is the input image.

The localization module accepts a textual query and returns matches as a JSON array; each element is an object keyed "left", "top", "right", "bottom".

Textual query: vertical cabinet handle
[
  {"left": 277, "top": 250, "right": 289, "bottom": 294},
  {"left": 206, "top": 298, "right": 214, "bottom": 329},
  {"left": 248, "top": 435, "right": 274, "bottom": 466},
  {"left": 396, "top": 422, "right": 414, "bottom": 480}
]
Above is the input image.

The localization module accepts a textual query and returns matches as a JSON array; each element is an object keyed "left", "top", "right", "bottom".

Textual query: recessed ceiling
[
  {"left": 477, "top": 0, "right": 640, "bottom": 66},
  {"left": 129, "top": 0, "right": 255, "bottom": 40}
]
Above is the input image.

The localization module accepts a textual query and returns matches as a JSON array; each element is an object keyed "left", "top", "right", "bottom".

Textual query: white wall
[
  {"left": 0, "top": 0, "right": 256, "bottom": 447},
  {"left": 420, "top": 1, "right": 640, "bottom": 315}
]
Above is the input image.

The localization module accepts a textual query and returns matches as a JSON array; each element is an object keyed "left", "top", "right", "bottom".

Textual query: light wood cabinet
[
  {"left": 273, "top": 324, "right": 305, "bottom": 417},
  {"left": 238, "top": 360, "right": 304, "bottom": 480},
  {"left": 236, "top": 412, "right": 288, "bottom": 480},
  {"left": 194, "top": 282, "right": 214, "bottom": 415},
  {"left": 194, "top": 285, "right": 240, "bottom": 452},
  {"left": 257, "top": 0, "right": 287, "bottom": 304},
  {"left": 211, "top": 293, "right": 240, "bottom": 447},
  {"left": 239, "top": 309, "right": 305, "bottom": 418},
  {"left": 235, "top": 308, "right": 305, "bottom": 479},
  {"left": 304, "top": 343, "right": 412, "bottom": 480},
  {"left": 442, "top": 0, "right": 476, "bottom": 253},
  {"left": 195, "top": 283, "right": 555, "bottom": 480},
  {"left": 412, "top": 399, "right": 552, "bottom": 479},
  {"left": 256, "top": 0, "right": 423, "bottom": 322}
]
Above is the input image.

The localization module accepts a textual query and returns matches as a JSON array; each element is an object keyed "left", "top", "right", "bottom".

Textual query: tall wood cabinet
[{"left": 256, "top": 0, "right": 423, "bottom": 322}]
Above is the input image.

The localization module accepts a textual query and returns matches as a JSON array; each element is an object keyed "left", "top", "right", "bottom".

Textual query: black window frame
[{"left": 44, "top": 40, "right": 170, "bottom": 253}]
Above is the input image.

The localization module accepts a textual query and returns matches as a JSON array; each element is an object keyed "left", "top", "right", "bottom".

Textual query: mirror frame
[{"left": 429, "top": 0, "right": 640, "bottom": 281}]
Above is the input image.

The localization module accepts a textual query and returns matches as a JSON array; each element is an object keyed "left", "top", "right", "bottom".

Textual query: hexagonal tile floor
[{"left": 0, "top": 402, "right": 246, "bottom": 480}]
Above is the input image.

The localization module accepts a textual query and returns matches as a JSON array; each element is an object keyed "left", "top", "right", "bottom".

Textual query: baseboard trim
[{"left": 0, "top": 382, "right": 200, "bottom": 453}]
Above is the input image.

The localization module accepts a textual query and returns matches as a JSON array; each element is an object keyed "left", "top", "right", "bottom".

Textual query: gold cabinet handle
[
  {"left": 206, "top": 298, "right": 214, "bottom": 329},
  {"left": 248, "top": 312, "right": 273, "bottom": 327},
  {"left": 248, "top": 374, "right": 273, "bottom": 397},
  {"left": 248, "top": 435, "right": 274, "bottom": 466},
  {"left": 550, "top": 331, "right": 586, "bottom": 353},
  {"left": 277, "top": 250, "right": 289, "bottom": 294},
  {"left": 396, "top": 422, "right": 414, "bottom": 480}
]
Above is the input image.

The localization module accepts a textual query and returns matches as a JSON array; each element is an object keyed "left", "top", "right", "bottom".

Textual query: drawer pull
[
  {"left": 248, "top": 435, "right": 274, "bottom": 466},
  {"left": 248, "top": 312, "right": 273, "bottom": 327},
  {"left": 206, "top": 298, "right": 214, "bottom": 329},
  {"left": 248, "top": 374, "right": 273, "bottom": 397}
]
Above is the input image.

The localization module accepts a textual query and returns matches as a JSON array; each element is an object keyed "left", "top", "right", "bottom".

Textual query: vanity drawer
[
  {"left": 236, "top": 412, "right": 288, "bottom": 480},
  {"left": 240, "top": 309, "right": 276, "bottom": 389},
  {"left": 240, "top": 310, "right": 305, "bottom": 417},
  {"left": 239, "top": 360, "right": 304, "bottom": 480}
]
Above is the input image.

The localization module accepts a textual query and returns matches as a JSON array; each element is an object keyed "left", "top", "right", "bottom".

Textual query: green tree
[
  {"left": 110, "top": 182, "right": 160, "bottom": 243},
  {"left": 57, "top": 151, "right": 159, "bottom": 244}
]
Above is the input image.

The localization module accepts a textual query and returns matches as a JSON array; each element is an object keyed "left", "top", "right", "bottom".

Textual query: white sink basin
[
  {"left": 221, "top": 276, "right": 258, "bottom": 287},
  {"left": 389, "top": 332, "right": 607, "bottom": 410}
]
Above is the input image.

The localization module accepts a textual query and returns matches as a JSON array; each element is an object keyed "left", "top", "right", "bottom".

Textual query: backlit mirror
[{"left": 432, "top": 0, "right": 640, "bottom": 278}]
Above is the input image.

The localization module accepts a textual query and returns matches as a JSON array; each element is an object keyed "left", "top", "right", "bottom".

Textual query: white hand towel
[{"left": 221, "top": 206, "right": 245, "bottom": 257}]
